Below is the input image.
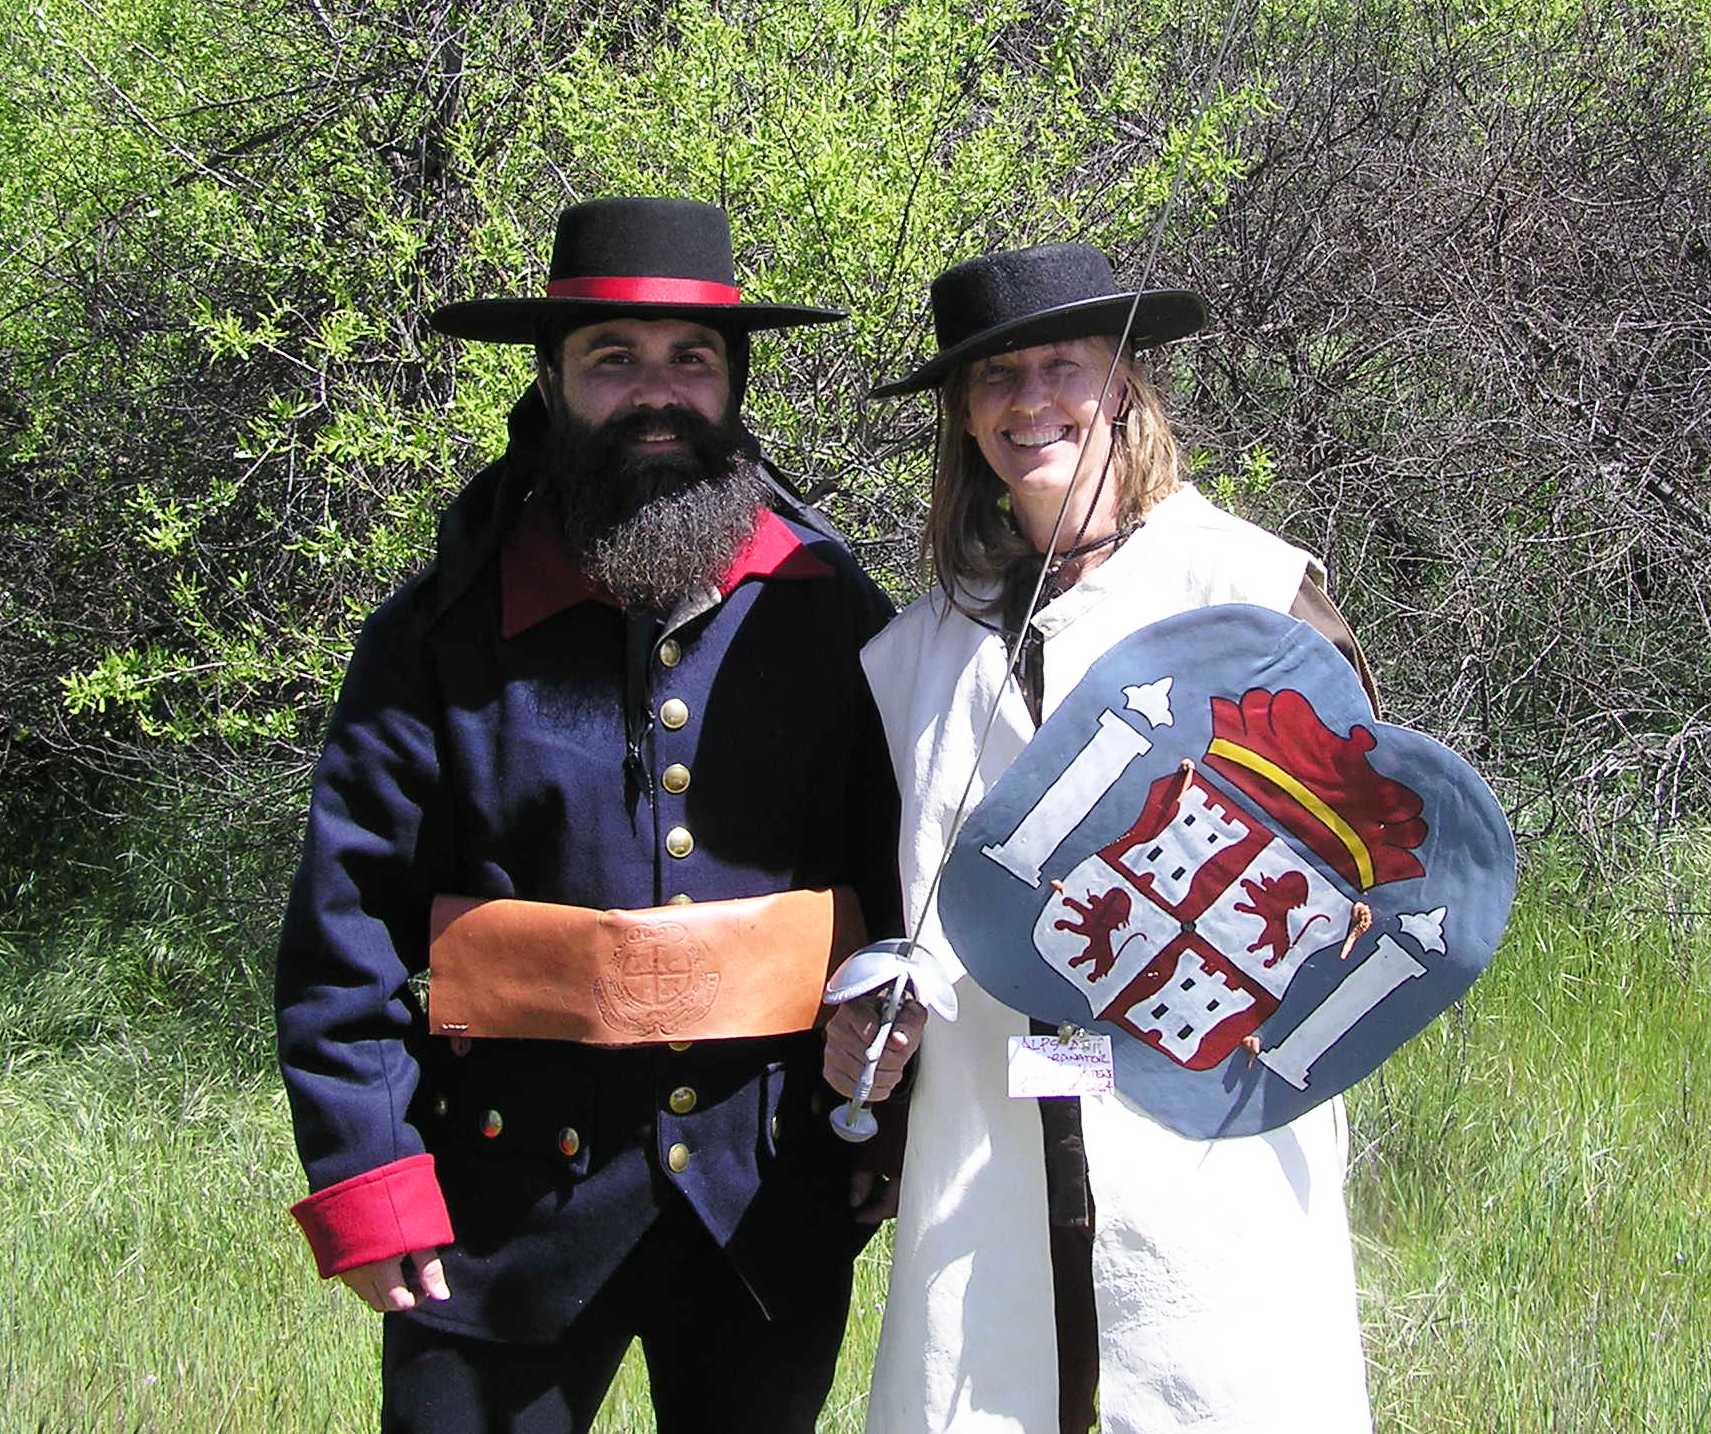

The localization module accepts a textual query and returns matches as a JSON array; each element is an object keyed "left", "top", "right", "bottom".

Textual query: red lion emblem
[
  {"left": 1232, "top": 871, "right": 1329, "bottom": 968},
  {"left": 1055, "top": 888, "right": 1132, "bottom": 982}
]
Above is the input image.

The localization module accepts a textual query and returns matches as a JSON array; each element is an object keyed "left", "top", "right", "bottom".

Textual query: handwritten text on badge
[{"left": 1007, "top": 1033, "right": 1115, "bottom": 1098}]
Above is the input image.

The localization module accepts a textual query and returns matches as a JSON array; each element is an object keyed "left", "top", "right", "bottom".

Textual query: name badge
[{"left": 1007, "top": 1033, "right": 1114, "bottom": 1098}]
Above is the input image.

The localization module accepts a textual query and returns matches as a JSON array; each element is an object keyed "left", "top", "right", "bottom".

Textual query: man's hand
[
  {"left": 338, "top": 1248, "right": 451, "bottom": 1313},
  {"left": 822, "top": 996, "right": 927, "bottom": 1101}
]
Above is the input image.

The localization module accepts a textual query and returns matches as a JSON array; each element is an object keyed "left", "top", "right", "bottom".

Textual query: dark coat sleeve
[
  {"left": 274, "top": 584, "right": 456, "bottom": 1276},
  {"left": 830, "top": 560, "right": 914, "bottom": 1184},
  {"left": 845, "top": 569, "right": 906, "bottom": 946}
]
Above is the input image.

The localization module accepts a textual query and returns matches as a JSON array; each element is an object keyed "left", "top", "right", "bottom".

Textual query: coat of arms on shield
[{"left": 941, "top": 604, "right": 1515, "bottom": 1138}]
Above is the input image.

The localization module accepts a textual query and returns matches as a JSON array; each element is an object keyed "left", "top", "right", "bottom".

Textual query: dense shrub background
[{"left": 4, "top": 0, "right": 1710, "bottom": 914}]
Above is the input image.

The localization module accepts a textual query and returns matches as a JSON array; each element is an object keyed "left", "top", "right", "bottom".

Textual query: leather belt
[{"left": 427, "top": 888, "right": 867, "bottom": 1045}]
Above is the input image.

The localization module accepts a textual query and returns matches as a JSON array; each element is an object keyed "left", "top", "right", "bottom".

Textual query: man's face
[
  {"left": 545, "top": 316, "right": 734, "bottom": 440},
  {"left": 535, "top": 314, "right": 767, "bottom": 611}
]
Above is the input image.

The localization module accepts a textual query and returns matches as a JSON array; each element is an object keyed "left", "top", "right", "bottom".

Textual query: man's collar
[{"left": 501, "top": 499, "right": 835, "bottom": 639}]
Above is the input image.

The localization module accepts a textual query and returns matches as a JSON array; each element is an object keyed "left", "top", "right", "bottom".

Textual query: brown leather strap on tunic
[
  {"left": 1291, "top": 575, "right": 1381, "bottom": 714},
  {"left": 428, "top": 888, "right": 867, "bottom": 1044}
]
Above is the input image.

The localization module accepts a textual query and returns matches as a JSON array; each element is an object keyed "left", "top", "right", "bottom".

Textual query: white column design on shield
[
  {"left": 980, "top": 708, "right": 1154, "bottom": 889},
  {"left": 1259, "top": 934, "right": 1426, "bottom": 1090}
]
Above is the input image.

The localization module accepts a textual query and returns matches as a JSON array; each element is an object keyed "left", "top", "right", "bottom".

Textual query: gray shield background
[{"left": 941, "top": 603, "right": 1516, "bottom": 1138}]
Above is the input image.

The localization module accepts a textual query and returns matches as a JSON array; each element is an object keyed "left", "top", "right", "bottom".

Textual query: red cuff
[{"left": 290, "top": 1154, "right": 454, "bottom": 1278}]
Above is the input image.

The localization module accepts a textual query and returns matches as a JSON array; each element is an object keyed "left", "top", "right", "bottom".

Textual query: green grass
[
  {"left": 3, "top": 853, "right": 1709, "bottom": 1431},
  {"left": 1346, "top": 862, "right": 1711, "bottom": 1433},
  {"left": 0, "top": 1043, "right": 895, "bottom": 1433}
]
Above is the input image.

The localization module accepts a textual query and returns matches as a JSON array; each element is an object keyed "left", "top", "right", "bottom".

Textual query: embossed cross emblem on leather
[{"left": 593, "top": 922, "right": 722, "bottom": 1036}]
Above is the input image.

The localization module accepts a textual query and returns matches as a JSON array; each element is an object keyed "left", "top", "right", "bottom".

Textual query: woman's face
[{"left": 963, "top": 336, "right": 1126, "bottom": 549}]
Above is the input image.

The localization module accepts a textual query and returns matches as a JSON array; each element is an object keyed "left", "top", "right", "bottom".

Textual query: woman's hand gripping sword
[{"left": 823, "top": 938, "right": 959, "bottom": 1143}]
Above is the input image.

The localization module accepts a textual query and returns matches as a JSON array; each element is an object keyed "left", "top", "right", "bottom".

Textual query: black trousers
[
  {"left": 381, "top": 1198, "right": 855, "bottom": 1434},
  {"left": 1050, "top": 1220, "right": 1099, "bottom": 1434},
  {"left": 1038, "top": 1077, "right": 1099, "bottom": 1434}
]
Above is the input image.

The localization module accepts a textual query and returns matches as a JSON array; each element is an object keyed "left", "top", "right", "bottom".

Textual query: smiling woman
[
  {"left": 938, "top": 334, "right": 1185, "bottom": 604},
  {"left": 963, "top": 338, "right": 1127, "bottom": 545},
  {"left": 829, "top": 242, "right": 1378, "bottom": 1434}
]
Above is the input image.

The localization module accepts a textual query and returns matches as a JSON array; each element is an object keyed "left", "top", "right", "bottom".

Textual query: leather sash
[{"left": 427, "top": 888, "right": 866, "bottom": 1045}]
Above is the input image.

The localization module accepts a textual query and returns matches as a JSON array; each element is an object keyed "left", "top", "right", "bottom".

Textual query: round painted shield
[{"left": 940, "top": 604, "right": 1515, "bottom": 1139}]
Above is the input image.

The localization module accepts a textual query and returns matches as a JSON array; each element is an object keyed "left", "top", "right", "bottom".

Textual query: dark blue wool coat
[{"left": 276, "top": 397, "right": 902, "bottom": 1342}]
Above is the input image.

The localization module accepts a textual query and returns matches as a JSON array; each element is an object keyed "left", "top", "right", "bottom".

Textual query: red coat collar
[{"left": 501, "top": 501, "right": 834, "bottom": 639}]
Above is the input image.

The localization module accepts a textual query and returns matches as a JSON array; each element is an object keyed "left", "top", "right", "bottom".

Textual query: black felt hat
[
  {"left": 430, "top": 198, "right": 846, "bottom": 343},
  {"left": 870, "top": 243, "right": 1205, "bottom": 398}
]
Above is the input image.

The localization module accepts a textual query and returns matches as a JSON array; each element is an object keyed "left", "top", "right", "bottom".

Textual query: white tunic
[{"left": 861, "top": 487, "right": 1372, "bottom": 1434}]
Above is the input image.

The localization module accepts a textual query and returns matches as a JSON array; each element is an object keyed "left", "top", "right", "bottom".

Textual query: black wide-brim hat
[
  {"left": 870, "top": 243, "right": 1205, "bottom": 398},
  {"left": 430, "top": 198, "right": 845, "bottom": 343}
]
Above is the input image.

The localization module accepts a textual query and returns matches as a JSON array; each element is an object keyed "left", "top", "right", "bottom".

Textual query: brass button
[
  {"left": 667, "top": 1142, "right": 691, "bottom": 1173},
  {"left": 659, "top": 697, "right": 689, "bottom": 730},
  {"left": 661, "top": 763, "right": 690, "bottom": 795},
  {"left": 558, "top": 1126, "right": 581, "bottom": 1159},
  {"left": 668, "top": 1040, "right": 693, "bottom": 1053},
  {"left": 658, "top": 638, "right": 682, "bottom": 668},
  {"left": 431, "top": 1095, "right": 450, "bottom": 1119},
  {"left": 480, "top": 1110, "right": 503, "bottom": 1139},
  {"left": 770, "top": 1114, "right": 782, "bottom": 1141},
  {"left": 667, "top": 893, "right": 693, "bottom": 906},
  {"left": 668, "top": 1086, "right": 697, "bottom": 1115},
  {"left": 665, "top": 826, "right": 694, "bottom": 859}
]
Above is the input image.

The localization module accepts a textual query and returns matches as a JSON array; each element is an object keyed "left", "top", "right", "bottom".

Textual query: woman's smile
[{"left": 1002, "top": 423, "right": 1075, "bottom": 451}]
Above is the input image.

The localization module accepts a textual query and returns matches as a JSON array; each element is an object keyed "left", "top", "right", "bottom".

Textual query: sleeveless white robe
[{"left": 861, "top": 487, "right": 1372, "bottom": 1434}]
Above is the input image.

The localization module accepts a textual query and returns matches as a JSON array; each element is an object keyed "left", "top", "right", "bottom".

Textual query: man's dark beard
[{"left": 542, "top": 401, "right": 771, "bottom": 611}]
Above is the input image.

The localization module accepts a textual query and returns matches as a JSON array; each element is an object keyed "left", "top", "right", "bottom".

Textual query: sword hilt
[{"left": 829, "top": 971, "right": 909, "bottom": 1144}]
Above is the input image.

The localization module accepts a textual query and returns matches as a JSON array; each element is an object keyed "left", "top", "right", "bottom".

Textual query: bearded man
[{"left": 274, "top": 198, "right": 907, "bottom": 1433}]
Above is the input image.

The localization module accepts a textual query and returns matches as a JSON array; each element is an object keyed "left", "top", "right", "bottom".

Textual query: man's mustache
[{"left": 603, "top": 406, "right": 719, "bottom": 446}]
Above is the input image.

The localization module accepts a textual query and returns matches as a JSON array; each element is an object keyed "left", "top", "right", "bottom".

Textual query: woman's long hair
[{"left": 925, "top": 349, "right": 1183, "bottom": 615}]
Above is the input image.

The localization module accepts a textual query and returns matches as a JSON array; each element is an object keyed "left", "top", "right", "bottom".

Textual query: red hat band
[{"left": 545, "top": 275, "right": 744, "bottom": 305}]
